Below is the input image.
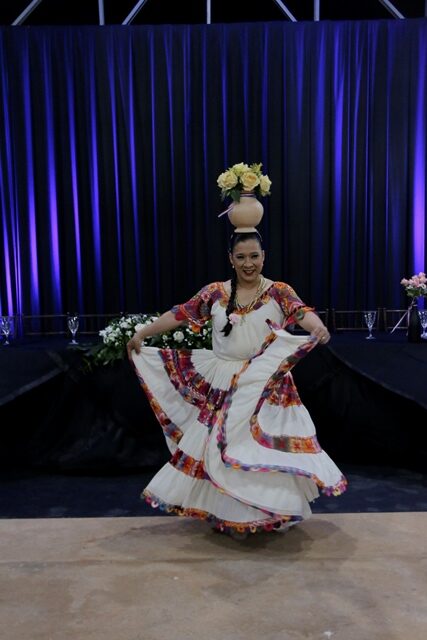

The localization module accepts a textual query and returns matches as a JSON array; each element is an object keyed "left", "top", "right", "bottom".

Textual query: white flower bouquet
[
  {"left": 82, "top": 313, "right": 212, "bottom": 368},
  {"left": 217, "top": 162, "right": 272, "bottom": 203}
]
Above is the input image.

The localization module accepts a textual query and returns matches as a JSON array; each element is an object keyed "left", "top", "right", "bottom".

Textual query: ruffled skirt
[{"left": 131, "top": 328, "right": 347, "bottom": 534}]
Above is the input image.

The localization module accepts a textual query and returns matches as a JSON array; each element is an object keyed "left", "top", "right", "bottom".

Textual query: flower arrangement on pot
[
  {"left": 217, "top": 162, "right": 272, "bottom": 203},
  {"left": 217, "top": 162, "right": 272, "bottom": 231}
]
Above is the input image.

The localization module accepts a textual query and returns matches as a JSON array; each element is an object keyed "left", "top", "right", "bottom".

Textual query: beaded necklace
[{"left": 235, "top": 275, "right": 266, "bottom": 320}]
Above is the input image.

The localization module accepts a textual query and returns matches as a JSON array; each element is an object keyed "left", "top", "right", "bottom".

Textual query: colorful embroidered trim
[
  {"left": 250, "top": 420, "right": 322, "bottom": 454},
  {"left": 219, "top": 281, "right": 312, "bottom": 323},
  {"left": 129, "top": 356, "right": 183, "bottom": 443},
  {"left": 268, "top": 282, "right": 314, "bottom": 320},
  {"left": 285, "top": 305, "right": 314, "bottom": 325},
  {"left": 219, "top": 454, "right": 348, "bottom": 497},
  {"left": 171, "top": 282, "right": 223, "bottom": 327},
  {"left": 143, "top": 489, "right": 302, "bottom": 534},
  {"left": 215, "top": 336, "right": 318, "bottom": 456},
  {"left": 167, "top": 446, "right": 294, "bottom": 519},
  {"left": 249, "top": 367, "right": 321, "bottom": 454},
  {"left": 170, "top": 448, "right": 209, "bottom": 480},
  {"left": 158, "top": 349, "right": 227, "bottom": 427},
  {"left": 266, "top": 370, "right": 302, "bottom": 407},
  {"left": 171, "top": 281, "right": 314, "bottom": 327},
  {"left": 159, "top": 349, "right": 211, "bottom": 408},
  {"left": 211, "top": 336, "right": 347, "bottom": 495},
  {"left": 219, "top": 281, "right": 275, "bottom": 314}
]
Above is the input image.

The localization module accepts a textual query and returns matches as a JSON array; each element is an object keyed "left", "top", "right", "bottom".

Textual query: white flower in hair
[{"left": 228, "top": 313, "right": 240, "bottom": 325}]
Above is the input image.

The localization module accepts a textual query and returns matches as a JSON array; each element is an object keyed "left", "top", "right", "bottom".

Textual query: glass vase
[{"left": 407, "top": 299, "right": 422, "bottom": 343}]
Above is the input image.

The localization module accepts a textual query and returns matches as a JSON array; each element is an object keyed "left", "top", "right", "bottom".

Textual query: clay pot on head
[{"left": 227, "top": 192, "right": 264, "bottom": 232}]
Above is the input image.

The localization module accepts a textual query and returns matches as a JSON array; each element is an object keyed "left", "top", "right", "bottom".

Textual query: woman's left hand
[
  {"left": 311, "top": 326, "right": 331, "bottom": 344},
  {"left": 297, "top": 311, "right": 330, "bottom": 345}
]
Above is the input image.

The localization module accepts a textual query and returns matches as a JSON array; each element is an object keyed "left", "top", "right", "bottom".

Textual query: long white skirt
[{"left": 131, "top": 328, "right": 347, "bottom": 534}]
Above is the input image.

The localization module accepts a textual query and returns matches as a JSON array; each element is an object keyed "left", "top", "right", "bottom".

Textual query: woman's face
[{"left": 229, "top": 239, "right": 265, "bottom": 286}]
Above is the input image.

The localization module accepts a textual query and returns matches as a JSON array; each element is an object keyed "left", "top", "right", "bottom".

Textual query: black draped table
[
  {"left": 327, "top": 333, "right": 427, "bottom": 410},
  {"left": 0, "top": 333, "right": 426, "bottom": 473}
]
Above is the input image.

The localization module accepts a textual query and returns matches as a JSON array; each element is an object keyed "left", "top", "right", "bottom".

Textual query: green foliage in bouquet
[{"left": 81, "top": 313, "right": 212, "bottom": 369}]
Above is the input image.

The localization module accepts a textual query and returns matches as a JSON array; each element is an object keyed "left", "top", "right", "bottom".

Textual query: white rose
[
  {"left": 231, "top": 162, "right": 249, "bottom": 177},
  {"left": 217, "top": 170, "right": 238, "bottom": 190},
  {"left": 173, "top": 331, "right": 184, "bottom": 343},
  {"left": 134, "top": 323, "right": 145, "bottom": 332},
  {"left": 259, "top": 174, "right": 272, "bottom": 195}
]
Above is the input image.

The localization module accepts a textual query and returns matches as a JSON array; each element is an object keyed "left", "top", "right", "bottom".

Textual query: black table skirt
[{"left": 0, "top": 333, "right": 426, "bottom": 473}]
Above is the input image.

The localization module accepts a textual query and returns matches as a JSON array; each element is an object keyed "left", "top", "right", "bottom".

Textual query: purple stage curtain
[{"left": 0, "top": 20, "right": 426, "bottom": 317}]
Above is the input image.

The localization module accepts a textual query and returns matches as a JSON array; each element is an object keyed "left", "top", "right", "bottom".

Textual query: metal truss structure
[{"left": 8, "top": 0, "right": 427, "bottom": 26}]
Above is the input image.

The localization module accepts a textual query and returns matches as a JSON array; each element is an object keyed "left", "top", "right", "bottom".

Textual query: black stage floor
[
  {"left": 1, "top": 464, "right": 427, "bottom": 519},
  {"left": 1, "top": 333, "right": 426, "bottom": 520}
]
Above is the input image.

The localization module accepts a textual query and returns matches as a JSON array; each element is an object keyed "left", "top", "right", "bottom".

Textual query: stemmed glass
[
  {"left": 67, "top": 313, "right": 79, "bottom": 345},
  {"left": 418, "top": 310, "right": 427, "bottom": 339},
  {"left": 363, "top": 310, "right": 376, "bottom": 340},
  {"left": 0, "top": 316, "right": 12, "bottom": 345}
]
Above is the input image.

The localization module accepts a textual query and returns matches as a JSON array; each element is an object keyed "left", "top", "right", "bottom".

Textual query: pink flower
[
  {"left": 401, "top": 271, "right": 427, "bottom": 298},
  {"left": 229, "top": 313, "right": 240, "bottom": 325}
]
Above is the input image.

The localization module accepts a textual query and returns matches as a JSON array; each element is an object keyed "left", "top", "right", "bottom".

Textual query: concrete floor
[{"left": 1, "top": 513, "right": 426, "bottom": 640}]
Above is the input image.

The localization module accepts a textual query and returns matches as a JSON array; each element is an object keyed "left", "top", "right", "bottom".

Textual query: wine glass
[
  {"left": 0, "top": 316, "right": 12, "bottom": 345},
  {"left": 67, "top": 313, "right": 79, "bottom": 345},
  {"left": 363, "top": 310, "right": 376, "bottom": 340},
  {"left": 418, "top": 310, "right": 427, "bottom": 339}
]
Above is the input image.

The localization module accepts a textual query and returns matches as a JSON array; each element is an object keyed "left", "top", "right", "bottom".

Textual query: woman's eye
[{"left": 235, "top": 254, "right": 259, "bottom": 260}]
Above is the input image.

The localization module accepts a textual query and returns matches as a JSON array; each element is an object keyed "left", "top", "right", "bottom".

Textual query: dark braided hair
[
  {"left": 222, "top": 269, "right": 238, "bottom": 336},
  {"left": 221, "top": 231, "right": 263, "bottom": 337}
]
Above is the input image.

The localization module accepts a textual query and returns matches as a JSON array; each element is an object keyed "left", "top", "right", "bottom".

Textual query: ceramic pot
[{"left": 227, "top": 192, "right": 264, "bottom": 232}]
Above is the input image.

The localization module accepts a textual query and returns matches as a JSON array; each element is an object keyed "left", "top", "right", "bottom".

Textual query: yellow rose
[
  {"left": 240, "top": 171, "right": 260, "bottom": 191},
  {"left": 217, "top": 170, "right": 238, "bottom": 190},
  {"left": 217, "top": 162, "right": 272, "bottom": 200}
]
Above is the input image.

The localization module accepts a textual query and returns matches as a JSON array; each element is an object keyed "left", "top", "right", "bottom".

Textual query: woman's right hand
[
  {"left": 126, "top": 311, "right": 183, "bottom": 357},
  {"left": 127, "top": 331, "right": 144, "bottom": 356}
]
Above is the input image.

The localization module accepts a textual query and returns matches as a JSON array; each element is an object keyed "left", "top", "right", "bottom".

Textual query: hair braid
[{"left": 221, "top": 270, "right": 238, "bottom": 336}]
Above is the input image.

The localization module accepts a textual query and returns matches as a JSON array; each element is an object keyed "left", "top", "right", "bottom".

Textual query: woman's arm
[
  {"left": 127, "top": 310, "right": 184, "bottom": 355},
  {"left": 297, "top": 310, "right": 331, "bottom": 344}
]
